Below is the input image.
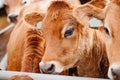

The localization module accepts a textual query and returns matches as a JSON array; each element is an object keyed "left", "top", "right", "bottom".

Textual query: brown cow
[
  {"left": 39, "top": 1, "right": 109, "bottom": 78},
  {"left": 7, "top": 0, "right": 76, "bottom": 73},
  {"left": 74, "top": 0, "right": 120, "bottom": 79},
  {"left": 4, "top": 0, "right": 36, "bottom": 23},
  {"left": 7, "top": 13, "right": 45, "bottom": 72},
  {"left": 0, "top": 0, "right": 37, "bottom": 69}
]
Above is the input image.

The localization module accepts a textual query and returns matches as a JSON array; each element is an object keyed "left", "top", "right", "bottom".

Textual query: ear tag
[
  {"left": 36, "top": 21, "right": 42, "bottom": 30},
  {"left": 89, "top": 17, "right": 103, "bottom": 29}
]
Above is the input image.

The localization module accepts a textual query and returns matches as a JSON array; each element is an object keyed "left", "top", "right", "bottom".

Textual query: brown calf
[
  {"left": 7, "top": 11, "right": 45, "bottom": 72},
  {"left": 39, "top": 1, "right": 109, "bottom": 78},
  {"left": 4, "top": 0, "right": 36, "bottom": 23}
]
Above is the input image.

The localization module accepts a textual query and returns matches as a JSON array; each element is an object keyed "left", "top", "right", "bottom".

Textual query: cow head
[
  {"left": 5, "top": 0, "right": 34, "bottom": 23},
  {"left": 39, "top": 1, "right": 106, "bottom": 75},
  {"left": 39, "top": 1, "right": 82, "bottom": 74}
]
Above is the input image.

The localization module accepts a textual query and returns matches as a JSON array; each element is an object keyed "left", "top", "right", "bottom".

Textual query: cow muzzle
[
  {"left": 39, "top": 61, "right": 64, "bottom": 74},
  {"left": 108, "top": 64, "right": 120, "bottom": 80},
  {"left": 8, "top": 14, "right": 18, "bottom": 23}
]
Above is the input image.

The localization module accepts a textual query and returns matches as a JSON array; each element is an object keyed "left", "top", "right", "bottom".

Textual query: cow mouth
[
  {"left": 10, "top": 18, "right": 17, "bottom": 23},
  {"left": 40, "top": 68, "right": 59, "bottom": 74}
]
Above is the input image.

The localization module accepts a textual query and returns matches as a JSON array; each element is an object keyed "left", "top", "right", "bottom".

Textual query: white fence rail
[{"left": 0, "top": 71, "right": 109, "bottom": 80}]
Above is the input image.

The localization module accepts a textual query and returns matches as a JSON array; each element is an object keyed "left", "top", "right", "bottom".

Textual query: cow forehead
[
  {"left": 41, "top": 13, "right": 75, "bottom": 33},
  {"left": 6, "top": 0, "right": 21, "bottom": 5},
  {"left": 5, "top": 0, "right": 32, "bottom": 6},
  {"left": 41, "top": 9, "right": 74, "bottom": 31},
  {"left": 41, "top": 1, "right": 77, "bottom": 36}
]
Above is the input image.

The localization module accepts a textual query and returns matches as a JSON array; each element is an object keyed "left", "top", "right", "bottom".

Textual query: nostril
[
  {"left": 8, "top": 15, "right": 18, "bottom": 22},
  {"left": 108, "top": 64, "right": 120, "bottom": 80},
  {"left": 111, "top": 68, "right": 118, "bottom": 79},
  {"left": 9, "top": 15, "right": 18, "bottom": 19},
  {"left": 39, "top": 62, "right": 55, "bottom": 74},
  {"left": 48, "top": 64, "right": 55, "bottom": 72}
]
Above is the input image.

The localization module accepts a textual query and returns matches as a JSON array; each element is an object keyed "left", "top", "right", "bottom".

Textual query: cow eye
[
  {"left": 22, "top": 0, "right": 27, "bottom": 4},
  {"left": 23, "top": 1, "right": 27, "bottom": 4},
  {"left": 64, "top": 28, "right": 74, "bottom": 37},
  {"left": 104, "top": 27, "right": 109, "bottom": 35}
]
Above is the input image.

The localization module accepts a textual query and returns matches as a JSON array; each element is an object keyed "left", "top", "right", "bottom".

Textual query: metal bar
[{"left": 0, "top": 71, "right": 109, "bottom": 80}]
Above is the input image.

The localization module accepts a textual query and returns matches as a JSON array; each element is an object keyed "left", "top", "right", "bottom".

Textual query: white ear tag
[
  {"left": 89, "top": 17, "right": 103, "bottom": 28},
  {"left": 36, "top": 21, "right": 43, "bottom": 29}
]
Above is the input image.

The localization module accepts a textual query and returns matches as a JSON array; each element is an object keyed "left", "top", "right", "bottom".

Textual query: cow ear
[
  {"left": 24, "top": 12, "right": 44, "bottom": 26},
  {"left": 73, "top": 4, "right": 105, "bottom": 27}
]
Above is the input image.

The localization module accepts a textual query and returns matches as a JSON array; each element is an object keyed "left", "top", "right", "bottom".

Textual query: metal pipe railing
[{"left": 0, "top": 71, "right": 109, "bottom": 80}]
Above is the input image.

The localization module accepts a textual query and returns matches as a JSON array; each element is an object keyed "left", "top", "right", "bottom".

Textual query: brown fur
[
  {"left": 112, "top": 0, "right": 120, "bottom": 5},
  {"left": 5, "top": 0, "right": 21, "bottom": 14},
  {"left": 24, "top": 12, "right": 44, "bottom": 26},
  {"left": 88, "top": 0, "right": 106, "bottom": 8},
  {"left": 102, "top": 1, "right": 120, "bottom": 79},
  {"left": 21, "top": 28, "right": 45, "bottom": 72},
  {"left": 104, "top": 0, "right": 120, "bottom": 65},
  {"left": 5, "top": 0, "right": 35, "bottom": 21},
  {"left": 40, "top": 1, "right": 109, "bottom": 78},
  {"left": 7, "top": 18, "right": 45, "bottom": 72},
  {"left": 73, "top": 0, "right": 120, "bottom": 79},
  {"left": 7, "top": 0, "right": 48, "bottom": 72}
]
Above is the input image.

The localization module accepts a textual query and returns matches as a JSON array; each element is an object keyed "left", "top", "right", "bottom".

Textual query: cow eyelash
[
  {"left": 104, "top": 27, "right": 109, "bottom": 35},
  {"left": 64, "top": 28, "right": 74, "bottom": 38}
]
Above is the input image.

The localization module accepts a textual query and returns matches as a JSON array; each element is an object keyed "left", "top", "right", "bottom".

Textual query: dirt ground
[{"left": 0, "top": 16, "right": 9, "bottom": 30}]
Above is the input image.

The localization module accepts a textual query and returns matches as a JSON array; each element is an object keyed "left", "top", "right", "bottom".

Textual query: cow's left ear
[
  {"left": 73, "top": 4, "right": 105, "bottom": 27},
  {"left": 24, "top": 12, "right": 44, "bottom": 26}
]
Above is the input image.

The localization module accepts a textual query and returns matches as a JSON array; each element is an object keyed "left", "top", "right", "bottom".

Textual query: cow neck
[
  {"left": 92, "top": 29, "right": 109, "bottom": 78},
  {"left": 75, "top": 27, "right": 108, "bottom": 78}
]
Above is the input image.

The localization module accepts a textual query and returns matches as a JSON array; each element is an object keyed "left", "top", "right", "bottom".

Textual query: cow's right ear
[
  {"left": 73, "top": 4, "right": 105, "bottom": 27},
  {"left": 24, "top": 12, "right": 44, "bottom": 26}
]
